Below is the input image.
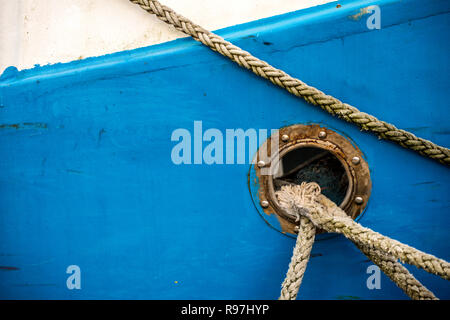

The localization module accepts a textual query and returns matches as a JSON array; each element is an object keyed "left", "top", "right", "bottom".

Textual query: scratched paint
[
  {"left": 0, "top": 0, "right": 449, "bottom": 299},
  {"left": 348, "top": 6, "right": 373, "bottom": 20}
]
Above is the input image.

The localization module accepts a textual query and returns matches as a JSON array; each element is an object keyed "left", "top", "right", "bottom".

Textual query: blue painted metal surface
[{"left": 0, "top": 0, "right": 449, "bottom": 299}]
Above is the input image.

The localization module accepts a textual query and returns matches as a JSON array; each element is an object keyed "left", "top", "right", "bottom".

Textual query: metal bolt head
[
  {"left": 260, "top": 200, "right": 269, "bottom": 208},
  {"left": 257, "top": 160, "right": 266, "bottom": 168},
  {"left": 318, "top": 131, "right": 327, "bottom": 139},
  {"left": 281, "top": 134, "right": 290, "bottom": 142},
  {"left": 354, "top": 196, "right": 364, "bottom": 205},
  {"left": 352, "top": 156, "right": 361, "bottom": 165}
]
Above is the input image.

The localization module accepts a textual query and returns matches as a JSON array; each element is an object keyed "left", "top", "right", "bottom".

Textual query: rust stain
[
  {"left": 0, "top": 266, "right": 20, "bottom": 271},
  {"left": 0, "top": 122, "right": 47, "bottom": 130},
  {"left": 0, "top": 124, "right": 20, "bottom": 129},
  {"left": 348, "top": 6, "right": 372, "bottom": 21},
  {"left": 253, "top": 123, "right": 371, "bottom": 235}
]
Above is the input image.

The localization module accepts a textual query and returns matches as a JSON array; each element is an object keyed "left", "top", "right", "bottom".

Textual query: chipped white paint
[{"left": 0, "top": 0, "right": 334, "bottom": 74}]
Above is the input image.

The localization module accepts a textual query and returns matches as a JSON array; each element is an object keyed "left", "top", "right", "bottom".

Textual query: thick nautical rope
[
  {"left": 318, "top": 193, "right": 437, "bottom": 300},
  {"left": 276, "top": 182, "right": 449, "bottom": 300},
  {"left": 357, "top": 244, "right": 437, "bottom": 300},
  {"left": 130, "top": 0, "right": 450, "bottom": 165},
  {"left": 278, "top": 184, "right": 318, "bottom": 300},
  {"left": 279, "top": 217, "right": 315, "bottom": 300}
]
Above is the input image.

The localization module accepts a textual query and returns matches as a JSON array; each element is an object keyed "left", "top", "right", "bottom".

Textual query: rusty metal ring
[{"left": 250, "top": 124, "right": 371, "bottom": 236}]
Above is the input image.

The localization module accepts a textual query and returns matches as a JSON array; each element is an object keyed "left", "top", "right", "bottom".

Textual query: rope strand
[
  {"left": 279, "top": 216, "right": 316, "bottom": 300},
  {"left": 357, "top": 243, "right": 438, "bottom": 300},
  {"left": 276, "top": 182, "right": 449, "bottom": 300},
  {"left": 130, "top": 0, "right": 450, "bottom": 165}
]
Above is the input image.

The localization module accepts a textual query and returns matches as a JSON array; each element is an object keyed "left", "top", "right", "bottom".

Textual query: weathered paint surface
[
  {"left": 0, "top": 0, "right": 449, "bottom": 299},
  {"left": 0, "top": 0, "right": 333, "bottom": 74}
]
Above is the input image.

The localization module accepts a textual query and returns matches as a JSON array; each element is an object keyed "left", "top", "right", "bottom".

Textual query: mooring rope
[
  {"left": 276, "top": 182, "right": 448, "bottom": 300},
  {"left": 356, "top": 243, "right": 438, "bottom": 300},
  {"left": 130, "top": 0, "right": 450, "bottom": 165},
  {"left": 279, "top": 183, "right": 317, "bottom": 301}
]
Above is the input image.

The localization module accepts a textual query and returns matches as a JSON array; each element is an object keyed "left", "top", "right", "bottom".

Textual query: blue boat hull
[{"left": 0, "top": 0, "right": 449, "bottom": 299}]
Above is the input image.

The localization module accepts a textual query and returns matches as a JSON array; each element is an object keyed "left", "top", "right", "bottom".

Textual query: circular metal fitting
[
  {"left": 257, "top": 160, "right": 266, "bottom": 168},
  {"left": 248, "top": 124, "right": 372, "bottom": 236}
]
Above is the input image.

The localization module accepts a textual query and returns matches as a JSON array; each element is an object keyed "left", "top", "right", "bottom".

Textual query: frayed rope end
[{"left": 275, "top": 182, "right": 322, "bottom": 222}]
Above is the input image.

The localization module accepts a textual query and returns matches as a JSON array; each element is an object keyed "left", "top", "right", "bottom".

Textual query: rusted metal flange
[{"left": 249, "top": 124, "right": 371, "bottom": 236}]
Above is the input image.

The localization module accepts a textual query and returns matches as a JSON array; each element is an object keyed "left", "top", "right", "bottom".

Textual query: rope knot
[{"left": 276, "top": 182, "right": 323, "bottom": 225}]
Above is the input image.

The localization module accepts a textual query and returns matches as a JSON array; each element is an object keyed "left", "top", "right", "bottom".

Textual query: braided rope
[
  {"left": 278, "top": 183, "right": 319, "bottom": 300},
  {"left": 276, "top": 183, "right": 449, "bottom": 300},
  {"left": 321, "top": 192, "right": 437, "bottom": 300},
  {"left": 130, "top": 0, "right": 450, "bottom": 165},
  {"left": 279, "top": 216, "right": 316, "bottom": 300},
  {"left": 357, "top": 244, "right": 437, "bottom": 300}
]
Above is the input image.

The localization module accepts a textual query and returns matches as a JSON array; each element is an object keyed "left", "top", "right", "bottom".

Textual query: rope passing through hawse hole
[
  {"left": 129, "top": 0, "right": 450, "bottom": 166},
  {"left": 128, "top": 0, "right": 450, "bottom": 299},
  {"left": 276, "top": 182, "right": 449, "bottom": 300}
]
